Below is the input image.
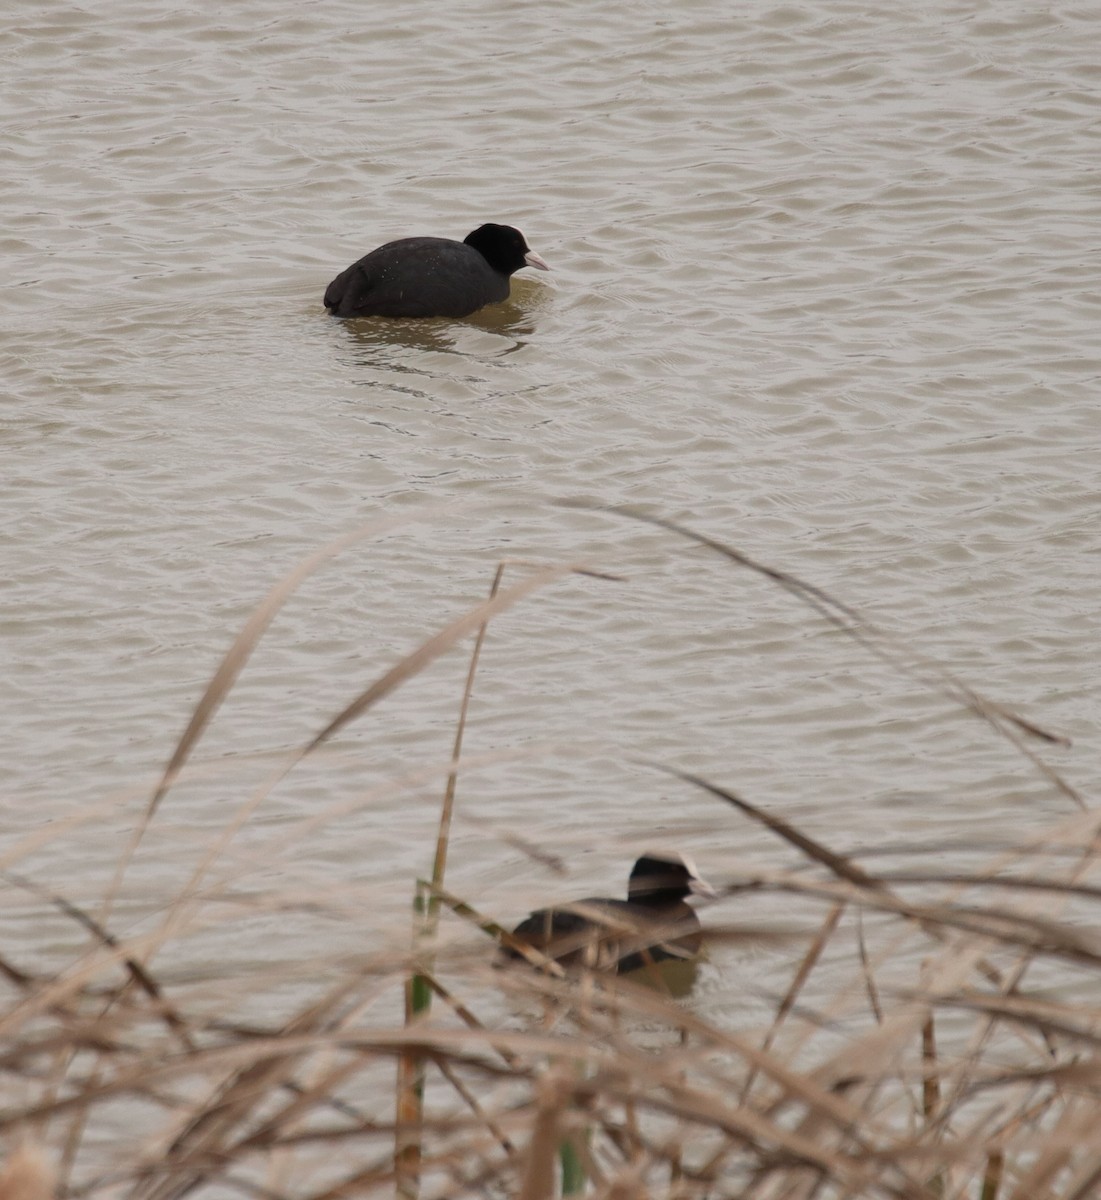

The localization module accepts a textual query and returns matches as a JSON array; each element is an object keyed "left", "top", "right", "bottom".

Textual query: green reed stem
[
  {"left": 396, "top": 564, "right": 506, "bottom": 1199},
  {"left": 559, "top": 1138, "right": 586, "bottom": 1196}
]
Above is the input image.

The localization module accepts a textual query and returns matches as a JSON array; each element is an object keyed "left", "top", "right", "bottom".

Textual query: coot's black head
[
  {"left": 627, "top": 853, "right": 715, "bottom": 907},
  {"left": 463, "top": 223, "right": 550, "bottom": 276}
]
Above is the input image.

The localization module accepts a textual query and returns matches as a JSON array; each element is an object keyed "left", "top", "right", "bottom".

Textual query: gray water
[{"left": 4, "top": 0, "right": 1101, "bottom": 1032}]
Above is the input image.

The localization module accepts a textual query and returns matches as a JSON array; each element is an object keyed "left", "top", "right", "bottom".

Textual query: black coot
[
  {"left": 502, "top": 853, "right": 715, "bottom": 978},
  {"left": 324, "top": 223, "right": 549, "bottom": 319}
]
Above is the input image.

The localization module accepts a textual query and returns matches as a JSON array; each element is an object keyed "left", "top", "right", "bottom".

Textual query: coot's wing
[
  {"left": 324, "top": 238, "right": 507, "bottom": 319},
  {"left": 324, "top": 240, "right": 432, "bottom": 316},
  {"left": 507, "top": 900, "right": 703, "bottom": 974},
  {"left": 409, "top": 246, "right": 508, "bottom": 317},
  {"left": 616, "top": 920, "right": 702, "bottom": 972},
  {"left": 507, "top": 900, "right": 635, "bottom": 969}
]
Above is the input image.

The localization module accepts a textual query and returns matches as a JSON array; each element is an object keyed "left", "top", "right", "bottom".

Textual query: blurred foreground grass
[{"left": 2, "top": 508, "right": 1098, "bottom": 1200}]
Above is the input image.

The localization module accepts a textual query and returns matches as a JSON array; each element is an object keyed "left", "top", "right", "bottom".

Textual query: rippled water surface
[{"left": 4, "top": 0, "right": 1101, "bottom": 1010}]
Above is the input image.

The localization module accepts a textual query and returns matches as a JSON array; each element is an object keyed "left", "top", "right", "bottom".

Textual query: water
[{"left": 4, "top": 0, "right": 1100, "bottom": 1036}]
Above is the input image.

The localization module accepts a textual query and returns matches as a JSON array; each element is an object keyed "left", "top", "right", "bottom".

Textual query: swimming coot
[
  {"left": 503, "top": 853, "right": 715, "bottom": 977},
  {"left": 323, "top": 223, "right": 550, "bottom": 319}
]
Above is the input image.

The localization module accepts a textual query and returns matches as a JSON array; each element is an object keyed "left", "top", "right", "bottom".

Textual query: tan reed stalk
[
  {"left": 397, "top": 562, "right": 507, "bottom": 1199},
  {"left": 980, "top": 1150, "right": 1003, "bottom": 1200},
  {"left": 103, "top": 508, "right": 459, "bottom": 930},
  {"left": 738, "top": 901, "right": 847, "bottom": 1108},
  {"left": 0, "top": 1147, "right": 54, "bottom": 1200},
  {"left": 920, "top": 1013, "right": 944, "bottom": 1198},
  {"left": 519, "top": 1070, "right": 573, "bottom": 1200},
  {"left": 856, "top": 908, "right": 884, "bottom": 1027}
]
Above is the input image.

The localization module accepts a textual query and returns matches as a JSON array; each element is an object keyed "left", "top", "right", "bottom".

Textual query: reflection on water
[
  {"left": 466, "top": 292, "right": 545, "bottom": 348},
  {"left": 621, "top": 956, "right": 700, "bottom": 999},
  {"left": 331, "top": 293, "right": 543, "bottom": 369},
  {"left": 336, "top": 314, "right": 462, "bottom": 358}
]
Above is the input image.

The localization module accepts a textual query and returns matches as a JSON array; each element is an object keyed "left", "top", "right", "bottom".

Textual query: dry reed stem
[
  {"left": 857, "top": 909, "right": 885, "bottom": 1027},
  {"left": 920, "top": 1015, "right": 939, "bottom": 1124},
  {"left": 12, "top": 854, "right": 1098, "bottom": 1190},
  {"left": 397, "top": 559, "right": 511, "bottom": 1200},
  {"left": 110, "top": 505, "right": 461, "bottom": 927},
  {"left": 0, "top": 1148, "right": 54, "bottom": 1200},
  {"left": 735, "top": 900, "right": 847, "bottom": 1116},
  {"left": 432, "top": 561, "right": 507, "bottom": 914},
  {"left": 980, "top": 1150, "right": 1003, "bottom": 1200},
  {"left": 521, "top": 976, "right": 894, "bottom": 1170},
  {"left": 518, "top": 1070, "right": 572, "bottom": 1200},
  {"left": 156, "top": 561, "right": 586, "bottom": 935},
  {"left": 599, "top": 1160, "right": 648, "bottom": 1200},
  {"left": 580, "top": 505, "right": 1078, "bottom": 794}
]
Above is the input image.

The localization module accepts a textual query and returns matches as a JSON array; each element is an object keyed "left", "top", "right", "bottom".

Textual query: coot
[
  {"left": 503, "top": 853, "right": 715, "bottom": 978},
  {"left": 324, "top": 223, "right": 550, "bottom": 319}
]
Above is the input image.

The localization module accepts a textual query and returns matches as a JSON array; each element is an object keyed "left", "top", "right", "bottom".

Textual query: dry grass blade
[
  {"left": 0, "top": 1147, "right": 55, "bottom": 1200},
  {"left": 431, "top": 562, "right": 506, "bottom": 918},
  {"left": 116, "top": 520, "right": 601, "bottom": 954},
  {"left": 856, "top": 909, "right": 884, "bottom": 1027},
  {"left": 722, "top": 871, "right": 1101, "bottom": 980},
  {"left": 921, "top": 1015, "right": 939, "bottom": 1123},
  {"left": 981, "top": 1151, "right": 1003, "bottom": 1200},
  {"left": 2, "top": 872, "right": 194, "bottom": 1050},
  {"left": 299, "top": 561, "right": 586, "bottom": 760},
  {"left": 148, "top": 509, "right": 460, "bottom": 820},
  {"left": 668, "top": 790, "right": 1101, "bottom": 997},
  {"left": 875, "top": 870, "right": 1101, "bottom": 905},
  {"left": 575, "top": 505, "right": 1078, "bottom": 803},
  {"left": 130, "top": 976, "right": 380, "bottom": 1200},
  {"left": 589, "top": 1069, "right": 881, "bottom": 1194},
  {"left": 935, "top": 992, "right": 1101, "bottom": 1050},
  {"left": 431, "top": 1055, "right": 516, "bottom": 1155},
  {"left": 638, "top": 763, "right": 884, "bottom": 892},
  {"left": 518, "top": 1070, "right": 572, "bottom": 1200},
  {"left": 1062, "top": 1150, "right": 1101, "bottom": 1200},
  {"left": 1006, "top": 1099, "right": 1101, "bottom": 1200},
  {"left": 426, "top": 882, "right": 566, "bottom": 978},
  {"left": 531, "top": 975, "right": 892, "bottom": 1163},
  {"left": 139, "top": 562, "right": 602, "bottom": 960},
  {"left": 420, "top": 971, "right": 521, "bottom": 1069},
  {"left": 0, "top": 957, "right": 34, "bottom": 989},
  {"left": 740, "top": 902, "right": 847, "bottom": 1106},
  {"left": 396, "top": 561, "right": 510, "bottom": 1200},
  {"left": 102, "top": 509, "right": 457, "bottom": 930},
  {"left": 10, "top": 507, "right": 1100, "bottom": 1200}
]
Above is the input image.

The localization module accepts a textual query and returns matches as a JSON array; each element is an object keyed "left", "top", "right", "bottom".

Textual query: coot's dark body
[
  {"left": 324, "top": 223, "right": 548, "bottom": 319},
  {"left": 504, "top": 853, "right": 713, "bottom": 975}
]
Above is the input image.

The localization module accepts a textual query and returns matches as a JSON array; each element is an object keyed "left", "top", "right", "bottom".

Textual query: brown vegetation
[{"left": 3, "top": 510, "right": 1097, "bottom": 1199}]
